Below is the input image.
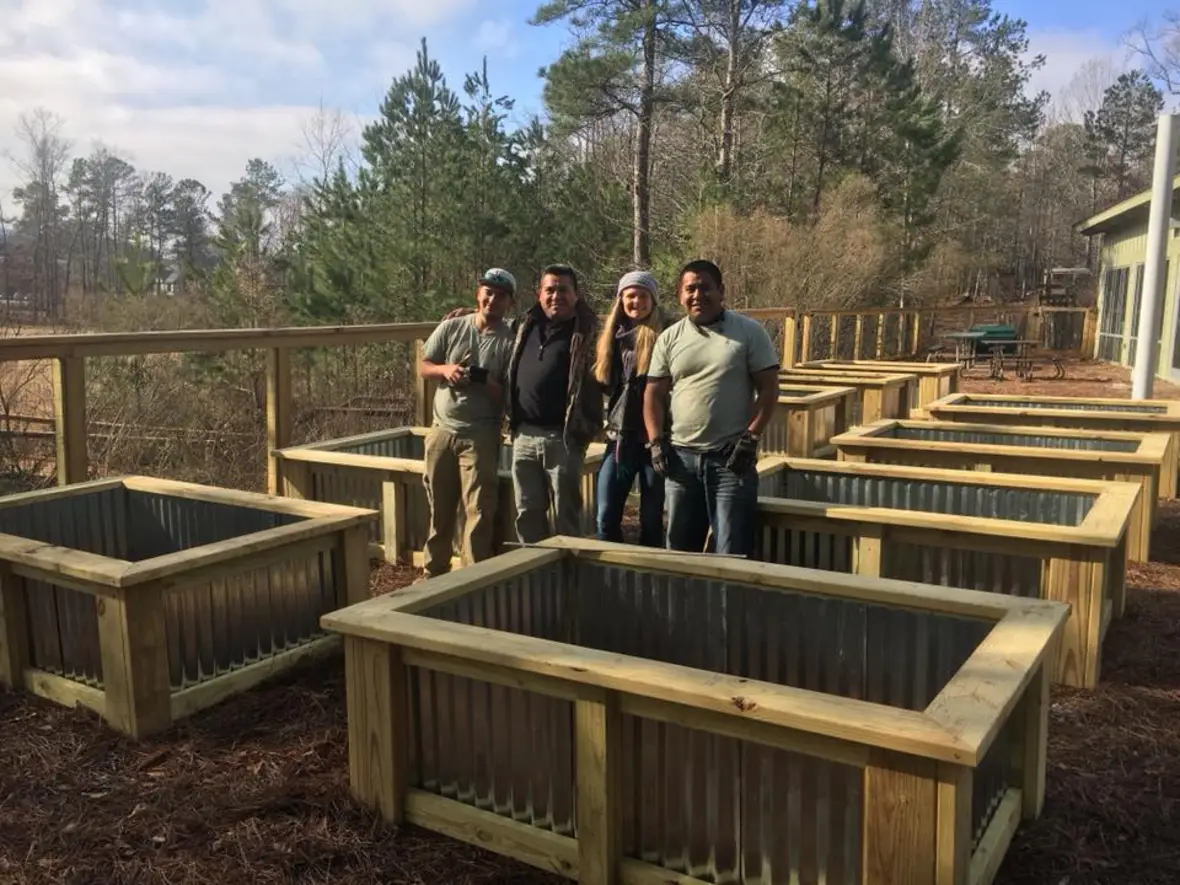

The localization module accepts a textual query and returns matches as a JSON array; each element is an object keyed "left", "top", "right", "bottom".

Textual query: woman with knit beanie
[{"left": 592, "top": 270, "right": 668, "bottom": 546}]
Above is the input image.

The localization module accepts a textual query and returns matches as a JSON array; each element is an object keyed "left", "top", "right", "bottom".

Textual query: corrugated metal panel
[
  {"left": 757, "top": 523, "right": 852, "bottom": 573},
  {"left": 883, "top": 426, "right": 1140, "bottom": 453},
  {"left": 964, "top": 398, "right": 1166, "bottom": 414},
  {"left": 335, "top": 433, "right": 426, "bottom": 459},
  {"left": 163, "top": 546, "right": 338, "bottom": 689},
  {"left": 409, "top": 561, "right": 575, "bottom": 833},
  {"left": 1, "top": 488, "right": 125, "bottom": 687},
  {"left": 622, "top": 715, "right": 862, "bottom": 884},
  {"left": 311, "top": 464, "right": 396, "bottom": 546},
  {"left": 23, "top": 575, "right": 104, "bottom": 686},
  {"left": 779, "top": 388, "right": 823, "bottom": 399},
  {"left": 126, "top": 491, "right": 299, "bottom": 560},
  {"left": 771, "top": 469, "right": 1094, "bottom": 526},
  {"left": 882, "top": 544, "right": 1043, "bottom": 599},
  {"left": 0, "top": 486, "right": 127, "bottom": 557},
  {"left": 972, "top": 717, "right": 1014, "bottom": 849}
]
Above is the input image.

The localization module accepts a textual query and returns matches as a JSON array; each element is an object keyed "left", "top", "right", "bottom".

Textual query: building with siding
[{"left": 1077, "top": 175, "right": 1180, "bottom": 380}]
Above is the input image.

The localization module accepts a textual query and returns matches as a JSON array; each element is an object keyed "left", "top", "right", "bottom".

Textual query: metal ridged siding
[
  {"left": 880, "top": 425, "right": 1140, "bottom": 453},
  {"left": 408, "top": 561, "right": 575, "bottom": 833},
  {"left": 0, "top": 488, "right": 126, "bottom": 686},
  {"left": 572, "top": 563, "right": 989, "bottom": 712},
  {"left": 972, "top": 718, "right": 1014, "bottom": 849},
  {"left": 882, "top": 544, "right": 1043, "bottom": 599},
  {"left": 334, "top": 433, "right": 426, "bottom": 459},
  {"left": 126, "top": 491, "right": 299, "bottom": 559},
  {"left": 1, "top": 486, "right": 336, "bottom": 691},
  {"left": 418, "top": 561, "right": 992, "bottom": 884},
  {"left": 771, "top": 469, "right": 1094, "bottom": 526},
  {"left": 779, "top": 388, "right": 822, "bottom": 400},
  {"left": 163, "top": 547, "right": 339, "bottom": 689},
  {"left": 962, "top": 398, "right": 1166, "bottom": 414}
]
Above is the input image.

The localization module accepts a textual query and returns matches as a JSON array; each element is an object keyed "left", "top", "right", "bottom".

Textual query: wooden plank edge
[
  {"left": 924, "top": 604, "right": 1069, "bottom": 761},
  {"left": 322, "top": 546, "right": 564, "bottom": 622},
  {"left": 121, "top": 475, "right": 380, "bottom": 520},
  {"left": 119, "top": 518, "right": 369, "bottom": 587},
  {"left": 403, "top": 790, "right": 714, "bottom": 885},
  {"left": 547, "top": 538, "right": 1023, "bottom": 620},
  {"left": 0, "top": 476, "right": 127, "bottom": 510},
  {"left": 170, "top": 635, "right": 341, "bottom": 721},
  {"left": 968, "top": 789, "right": 1023, "bottom": 885},
  {"left": 23, "top": 668, "right": 106, "bottom": 718},
  {"left": 328, "top": 609, "right": 974, "bottom": 764},
  {"left": 0, "top": 534, "right": 128, "bottom": 587}
]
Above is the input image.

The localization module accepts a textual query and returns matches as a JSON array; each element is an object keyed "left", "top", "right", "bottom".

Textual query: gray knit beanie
[{"left": 616, "top": 270, "right": 658, "bottom": 300}]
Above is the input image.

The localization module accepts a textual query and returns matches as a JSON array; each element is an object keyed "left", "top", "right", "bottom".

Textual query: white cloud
[
  {"left": 0, "top": 0, "right": 472, "bottom": 208},
  {"left": 473, "top": 19, "right": 520, "bottom": 59},
  {"left": 1023, "top": 28, "right": 1141, "bottom": 117}
]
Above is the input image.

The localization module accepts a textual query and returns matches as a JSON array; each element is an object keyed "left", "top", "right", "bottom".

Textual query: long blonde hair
[{"left": 593, "top": 293, "right": 663, "bottom": 385}]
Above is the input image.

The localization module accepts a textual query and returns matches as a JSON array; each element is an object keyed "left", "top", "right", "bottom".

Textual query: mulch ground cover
[{"left": 2, "top": 358, "right": 1180, "bottom": 884}]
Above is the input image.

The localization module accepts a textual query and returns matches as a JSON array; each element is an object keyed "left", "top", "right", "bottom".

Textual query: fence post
[
  {"left": 800, "top": 314, "right": 813, "bottom": 363},
  {"left": 266, "top": 347, "right": 292, "bottom": 496},
  {"left": 414, "top": 339, "right": 434, "bottom": 427},
  {"left": 52, "top": 356, "right": 87, "bottom": 486},
  {"left": 781, "top": 312, "right": 798, "bottom": 369}
]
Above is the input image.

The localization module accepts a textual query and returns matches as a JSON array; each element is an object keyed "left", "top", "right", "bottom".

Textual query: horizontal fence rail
[{"left": 0, "top": 306, "right": 1096, "bottom": 495}]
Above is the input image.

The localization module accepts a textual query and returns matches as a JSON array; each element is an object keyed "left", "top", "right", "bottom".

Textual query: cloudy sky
[{"left": 0, "top": 0, "right": 1167, "bottom": 209}]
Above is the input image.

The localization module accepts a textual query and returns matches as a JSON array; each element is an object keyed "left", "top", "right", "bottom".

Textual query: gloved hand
[
  {"left": 466, "top": 366, "right": 489, "bottom": 384},
  {"left": 725, "top": 431, "right": 760, "bottom": 474},
  {"left": 647, "top": 436, "right": 672, "bottom": 476}
]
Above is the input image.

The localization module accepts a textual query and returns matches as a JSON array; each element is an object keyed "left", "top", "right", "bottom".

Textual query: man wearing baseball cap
[{"left": 416, "top": 267, "right": 517, "bottom": 577}]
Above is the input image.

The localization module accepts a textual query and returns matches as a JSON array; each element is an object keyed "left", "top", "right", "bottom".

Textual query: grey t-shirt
[
  {"left": 422, "top": 315, "right": 515, "bottom": 432},
  {"left": 648, "top": 311, "right": 779, "bottom": 450}
]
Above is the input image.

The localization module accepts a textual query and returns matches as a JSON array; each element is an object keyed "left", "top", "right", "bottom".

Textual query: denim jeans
[
  {"left": 595, "top": 438, "right": 665, "bottom": 547},
  {"left": 664, "top": 446, "right": 759, "bottom": 556},
  {"left": 511, "top": 424, "right": 587, "bottom": 544}
]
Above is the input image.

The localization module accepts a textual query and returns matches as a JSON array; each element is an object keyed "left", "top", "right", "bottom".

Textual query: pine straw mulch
[
  {"left": 4, "top": 366, "right": 1180, "bottom": 884},
  {"left": 957, "top": 356, "right": 1180, "bottom": 399}
]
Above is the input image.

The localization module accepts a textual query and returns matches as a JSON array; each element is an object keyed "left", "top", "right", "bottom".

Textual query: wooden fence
[{"left": 0, "top": 306, "right": 1096, "bottom": 495}]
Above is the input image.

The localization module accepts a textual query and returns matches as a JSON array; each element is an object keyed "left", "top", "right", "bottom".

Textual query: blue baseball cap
[{"left": 479, "top": 267, "right": 516, "bottom": 296}]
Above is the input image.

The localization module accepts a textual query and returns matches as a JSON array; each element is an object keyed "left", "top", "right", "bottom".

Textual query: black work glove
[
  {"left": 725, "top": 431, "right": 760, "bottom": 475},
  {"left": 466, "top": 366, "right": 489, "bottom": 384},
  {"left": 647, "top": 437, "right": 671, "bottom": 476}
]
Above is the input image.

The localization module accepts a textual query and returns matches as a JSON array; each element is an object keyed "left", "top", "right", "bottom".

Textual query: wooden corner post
[
  {"left": 96, "top": 588, "right": 171, "bottom": 738},
  {"left": 862, "top": 750, "right": 938, "bottom": 885},
  {"left": 575, "top": 693, "right": 622, "bottom": 885},
  {"left": 52, "top": 356, "right": 87, "bottom": 486},
  {"left": 344, "top": 637, "right": 408, "bottom": 824},
  {"left": 0, "top": 566, "right": 30, "bottom": 689},
  {"left": 266, "top": 347, "right": 293, "bottom": 496}
]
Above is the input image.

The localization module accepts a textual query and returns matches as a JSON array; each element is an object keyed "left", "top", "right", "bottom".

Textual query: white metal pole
[{"left": 1131, "top": 113, "right": 1179, "bottom": 400}]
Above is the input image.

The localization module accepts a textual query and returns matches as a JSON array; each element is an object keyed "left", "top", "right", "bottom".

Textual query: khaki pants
[{"left": 422, "top": 424, "right": 502, "bottom": 576}]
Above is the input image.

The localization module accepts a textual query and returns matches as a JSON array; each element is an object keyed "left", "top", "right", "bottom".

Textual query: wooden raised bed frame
[
  {"left": 778, "top": 370, "right": 916, "bottom": 424},
  {"left": 799, "top": 359, "right": 961, "bottom": 413},
  {"left": 755, "top": 457, "right": 1138, "bottom": 690},
  {"left": 324, "top": 538, "right": 1068, "bottom": 885},
  {"left": 925, "top": 393, "right": 1180, "bottom": 498},
  {"left": 0, "top": 476, "right": 375, "bottom": 738},
  {"left": 276, "top": 427, "right": 606, "bottom": 565},
  {"left": 764, "top": 385, "right": 857, "bottom": 457},
  {"left": 831, "top": 419, "right": 1172, "bottom": 564}
]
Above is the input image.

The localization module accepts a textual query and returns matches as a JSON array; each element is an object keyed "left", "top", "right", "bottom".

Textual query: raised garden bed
[
  {"left": 276, "top": 427, "right": 605, "bottom": 565},
  {"left": 755, "top": 457, "right": 1138, "bottom": 689},
  {"left": 779, "top": 370, "right": 916, "bottom": 425},
  {"left": 0, "top": 476, "right": 375, "bottom": 738},
  {"left": 764, "top": 385, "right": 857, "bottom": 457},
  {"left": 799, "top": 359, "right": 961, "bottom": 412},
  {"left": 323, "top": 539, "right": 1068, "bottom": 885},
  {"left": 925, "top": 393, "right": 1180, "bottom": 498},
  {"left": 831, "top": 420, "right": 1173, "bottom": 563}
]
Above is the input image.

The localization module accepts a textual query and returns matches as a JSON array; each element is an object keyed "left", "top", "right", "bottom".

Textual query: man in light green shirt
[
  {"left": 417, "top": 268, "right": 516, "bottom": 576},
  {"left": 644, "top": 259, "right": 780, "bottom": 556}
]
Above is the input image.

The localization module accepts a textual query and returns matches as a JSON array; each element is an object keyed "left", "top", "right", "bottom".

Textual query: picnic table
[{"left": 928, "top": 330, "right": 1064, "bottom": 381}]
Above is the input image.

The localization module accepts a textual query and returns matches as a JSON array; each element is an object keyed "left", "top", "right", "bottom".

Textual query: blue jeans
[
  {"left": 665, "top": 446, "right": 759, "bottom": 556},
  {"left": 595, "top": 439, "right": 665, "bottom": 547}
]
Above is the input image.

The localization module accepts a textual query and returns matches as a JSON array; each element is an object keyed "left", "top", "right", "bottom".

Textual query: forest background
[{"left": 3, "top": 0, "right": 1180, "bottom": 330}]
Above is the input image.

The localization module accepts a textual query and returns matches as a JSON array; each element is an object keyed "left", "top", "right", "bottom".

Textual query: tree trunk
[
  {"left": 716, "top": 0, "right": 741, "bottom": 182},
  {"left": 633, "top": 0, "right": 656, "bottom": 267}
]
